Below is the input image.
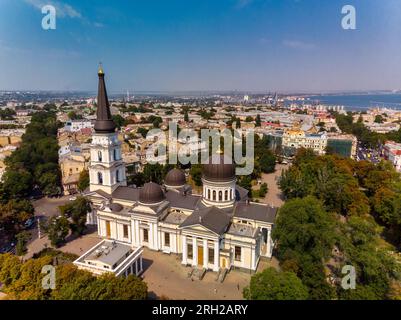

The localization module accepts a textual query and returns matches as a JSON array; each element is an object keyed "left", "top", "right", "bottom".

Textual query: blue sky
[{"left": 1, "top": 0, "right": 401, "bottom": 92}]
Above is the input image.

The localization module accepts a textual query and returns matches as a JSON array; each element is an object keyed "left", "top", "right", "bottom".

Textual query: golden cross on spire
[{"left": 98, "top": 62, "right": 104, "bottom": 75}]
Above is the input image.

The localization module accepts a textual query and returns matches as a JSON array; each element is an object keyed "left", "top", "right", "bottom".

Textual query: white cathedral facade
[{"left": 85, "top": 67, "right": 277, "bottom": 274}]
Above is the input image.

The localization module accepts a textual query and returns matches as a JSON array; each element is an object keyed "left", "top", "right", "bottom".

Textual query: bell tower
[{"left": 89, "top": 64, "right": 127, "bottom": 194}]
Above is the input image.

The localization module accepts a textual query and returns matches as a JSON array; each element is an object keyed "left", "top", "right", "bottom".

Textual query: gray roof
[
  {"left": 235, "top": 185, "right": 249, "bottom": 202},
  {"left": 163, "top": 210, "right": 188, "bottom": 225},
  {"left": 109, "top": 203, "right": 123, "bottom": 212},
  {"left": 88, "top": 189, "right": 112, "bottom": 200},
  {"left": 227, "top": 222, "right": 258, "bottom": 238},
  {"left": 180, "top": 206, "right": 231, "bottom": 235},
  {"left": 165, "top": 190, "right": 201, "bottom": 210},
  {"left": 234, "top": 202, "right": 277, "bottom": 223},
  {"left": 85, "top": 241, "right": 132, "bottom": 267},
  {"left": 112, "top": 186, "right": 140, "bottom": 202}
]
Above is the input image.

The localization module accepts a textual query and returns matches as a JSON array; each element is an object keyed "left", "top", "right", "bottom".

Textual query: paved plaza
[{"left": 255, "top": 163, "right": 289, "bottom": 207}]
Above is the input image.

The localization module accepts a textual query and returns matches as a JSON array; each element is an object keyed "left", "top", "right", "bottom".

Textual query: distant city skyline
[{"left": 1, "top": 0, "right": 401, "bottom": 92}]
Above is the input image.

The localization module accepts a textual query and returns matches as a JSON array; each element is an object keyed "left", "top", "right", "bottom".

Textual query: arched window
[
  {"left": 98, "top": 151, "right": 102, "bottom": 162},
  {"left": 116, "top": 169, "right": 120, "bottom": 183},
  {"left": 98, "top": 172, "right": 103, "bottom": 185},
  {"left": 219, "top": 191, "right": 222, "bottom": 201},
  {"left": 225, "top": 190, "right": 228, "bottom": 201},
  {"left": 213, "top": 190, "right": 216, "bottom": 201},
  {"left": 113, "top": 149, "right": 118, "bottom": 161},
  {"left": 230, "top": 189, "right": 233, "bottom": 200},
  {"left": 208, "top": 189, "right": 211, "bottom": 200}
]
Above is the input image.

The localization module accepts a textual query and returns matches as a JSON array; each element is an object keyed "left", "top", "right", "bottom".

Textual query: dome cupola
[
  {"left": 139, "top": 182, "right": 165, "bottom": 204},
  {"left": 202, "top": 154, "right": 236, "bottom": 182},
  {"left": 165, "top": 168, "right": 186, "bottom": 188}
]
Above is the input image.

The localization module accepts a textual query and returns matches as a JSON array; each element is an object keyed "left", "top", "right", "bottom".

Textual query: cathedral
[{"left": 85, "top": 66, "right": 277, "bottom": 274}]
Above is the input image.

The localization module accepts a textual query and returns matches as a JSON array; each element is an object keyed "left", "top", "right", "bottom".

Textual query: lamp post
[{"left": 37, "top": 217, "right": 41, "bottom": 239}]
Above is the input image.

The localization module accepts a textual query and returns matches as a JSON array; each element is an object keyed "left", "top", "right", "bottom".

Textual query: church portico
[{"left": 180, "top": 234, "right": 221, "bottom": 272}]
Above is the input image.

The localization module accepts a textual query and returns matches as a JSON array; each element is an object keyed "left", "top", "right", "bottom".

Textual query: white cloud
[
  {"left": 282, "top": 40, "right": 316, "bottom": 50},
  {"left": 259, "top": 37, "right": 270, "bottom": 45},
  {"left": 235, "top": 0, "right": 253, "bottom": 9},
  {"left": 25, "top": 0, "right": 82, "bottom": 19},
  {"left": 93, "top": 22, "right": 104, "bottom": 28}
]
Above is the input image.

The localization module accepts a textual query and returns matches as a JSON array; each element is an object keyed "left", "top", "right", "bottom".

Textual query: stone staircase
[
  {"left": 188, "top": 266, "right": 207, "bottom": 280},
  {"left": 215, "top": 268, "right": 228, "bottom": 283}
]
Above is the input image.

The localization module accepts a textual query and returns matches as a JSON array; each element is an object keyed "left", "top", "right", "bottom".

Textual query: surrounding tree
[
  {"left": 273, "top": 196, "right": 338, "bottom": 299},
  {"left": 259, "top": 183, "right": 268, "bottom": 198},
  {"left": 0, "top": 199, "right": 34, "bottom": 237},
  {"left": 15, "top": 231, "right": 30, "bottom": 256},
  {"left": 259, "top": 152, "right": 276, "bottom": 174},
  {"left": 276, "top": 150, "right": 401, "bottom": 299},
  {"left": 77, "top": 170, "right": 90, "bottom": 192},
  {"left": 137, "top": 127, "right": 149, "bottom": 138},
  {"left": 67, "top": 111, "right": 82, "bottom": 120},
  {"left": 374, "top": 115, "right": 384, "bottom": 123},
  {"left": 189, "top": 164, "right": 202, "bottom": 186},
  {"left": 42, "top": 215, "right": 70, "bottom": 247},
  {"left": 142, "top": 163, "right": 173, "bottom": 185},
  {"left": 59, "top": 197, "right": 91, "bottom": 236},
  {"left": 243, "top": 267, "right": 309, "bottom": 300},
  {"left": 112, "top": 115, "right": 125, "bottom": 129},
  {"left": 0, "top": 252, "right": 148, "bottom": 300},
  {"left": 2, "top": 111, "right": 61, "bottom": 201}
]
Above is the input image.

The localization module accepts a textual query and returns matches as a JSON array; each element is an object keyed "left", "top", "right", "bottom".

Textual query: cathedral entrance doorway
[
  {"left": 106, "top": 221, "right": 111, "bottom": 237},
  {"left": 197, "top": 246, "right": 203, "bottom": 266}
]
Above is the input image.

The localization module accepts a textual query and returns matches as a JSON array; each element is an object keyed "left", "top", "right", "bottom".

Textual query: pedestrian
[
  {"left": 214, "top": 288, "right": 217, "bottom": 294},
  {"left": 237, "top": 283, "right": 240, "bottom": 291}
]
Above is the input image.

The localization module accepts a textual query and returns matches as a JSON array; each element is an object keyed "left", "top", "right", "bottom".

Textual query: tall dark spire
[{"left": 94, "top": 63, "right": 116, "bottom": 133}]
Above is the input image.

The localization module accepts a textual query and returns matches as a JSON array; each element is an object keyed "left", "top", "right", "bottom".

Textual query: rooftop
[
  {"left": 227, "top": 222, "right": 258, "bottom": 238},
  {"left": 78, "top": 240, "right": 133, "bottom": 267}
]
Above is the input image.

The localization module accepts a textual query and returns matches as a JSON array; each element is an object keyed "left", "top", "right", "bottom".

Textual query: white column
[
  {"left": 155, "top": 224, "right": 160, "bottom": 250},
  {"left": 140, "top": 256, "right": 143, "bottom": 272},
  {"left": 135, "top": 220, "right": 140, "bottom": 245},
  {"left": 213, "top": 240, "right": 219, "bottom": 272},
  {"left": 98, "top": 218, "right": 103, "bottom": 237},
  {"left": 135, "top": 260, "right": 138, "bottom": 275},
  {"left": 251, "top": 246, "right": 256, "bottom": 270},
  {"left": 192, "top": 237, "right": 197, "bottom": 266},
  {"left": 266, "top": 228, "right": 271, "bottom": 256},
  {"left": 131, "top": 220, "right": 138, "bottom": 246},
  {"left": 182, "top": 235, "right": 187, "bottom": 265},
  {"left": 149, "top": 223, "right": 154, "bottom": 249},
  {"left": 203, "top": 239, "right": 208, "bottom": 269}
]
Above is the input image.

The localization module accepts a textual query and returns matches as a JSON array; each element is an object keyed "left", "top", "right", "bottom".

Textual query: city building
[
  {"left": 383, "top": 141, "right": 401, "bottom": 172},
  {"left": 327, "top": 134, "right": 357, "bottom": 159},
  {"left": 81, "top": 67, "right": 277, "bottom": 277},
  {"left": 282, "top": 126, "right": 327, "bottom": 155},
  {"left": 64, "top": 119, "right": 94, "bottom": 132}
]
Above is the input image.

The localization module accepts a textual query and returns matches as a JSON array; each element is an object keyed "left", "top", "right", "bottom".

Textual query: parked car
[
  {"left": 0, "top": 242, "right": 15, "bottom": 254},
  {"left": 69, "top": 196, "right": 77, "bottom": 201},
  {"left": 24, "top": 218, "right": 35, "bottom": 229}
]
